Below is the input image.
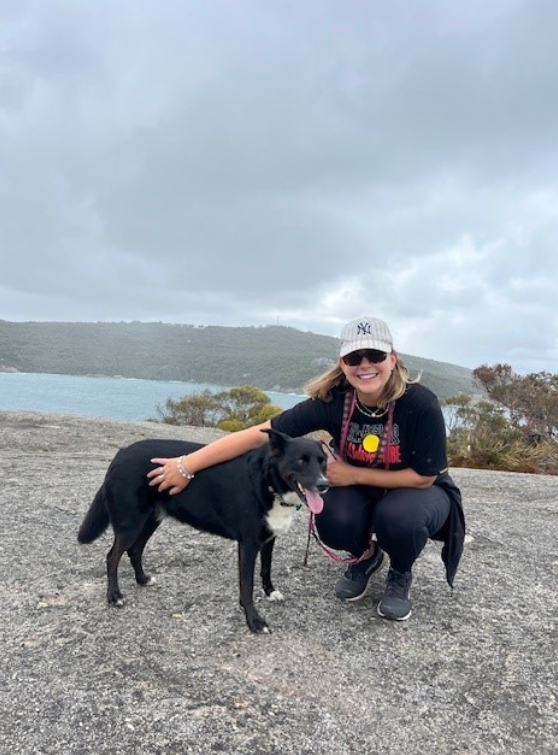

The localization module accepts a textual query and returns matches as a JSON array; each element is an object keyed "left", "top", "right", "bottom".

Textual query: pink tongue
[{"left": 305, "top": 489, "right": 324, "bottom": 514}]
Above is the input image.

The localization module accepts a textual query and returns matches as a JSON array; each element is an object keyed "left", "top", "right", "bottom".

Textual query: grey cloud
[{"left": 1, "top": 0, "right": 558, "bottom": 374}]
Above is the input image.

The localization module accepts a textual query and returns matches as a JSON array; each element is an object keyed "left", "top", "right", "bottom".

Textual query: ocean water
[{"left": 0, "top": 372, "right": 306, "bottom": 422}]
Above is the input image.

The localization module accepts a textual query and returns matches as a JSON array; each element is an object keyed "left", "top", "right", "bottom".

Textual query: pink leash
[
  {"left": 304, "top": 513, "right": 360, "bottom": 566},
  {"left": 303, "top": 392, "right": 394, "bottom": 567}
]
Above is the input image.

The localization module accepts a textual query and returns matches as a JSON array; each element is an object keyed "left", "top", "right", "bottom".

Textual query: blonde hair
[{"left": 304, "top": 352, "right": 419, "bottom": 409}]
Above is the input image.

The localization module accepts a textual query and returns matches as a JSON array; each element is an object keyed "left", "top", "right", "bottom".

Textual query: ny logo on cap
[{"left": 357, "top": 321, "right": 373, "bottom": 335}]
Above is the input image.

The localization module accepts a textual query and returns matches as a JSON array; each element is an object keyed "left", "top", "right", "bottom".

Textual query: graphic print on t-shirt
[{"left": 345, "top": 419, "right": 401, "bottom": 466}]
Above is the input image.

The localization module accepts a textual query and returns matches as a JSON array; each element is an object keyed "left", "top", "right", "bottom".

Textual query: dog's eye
[{"left": 297, "top": 456, "right": 308, "bottom": 468}]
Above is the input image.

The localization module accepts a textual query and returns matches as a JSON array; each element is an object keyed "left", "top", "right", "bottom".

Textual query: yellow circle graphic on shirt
[{"left": 362, "top": 434, "right": 380, "bottom": 453}]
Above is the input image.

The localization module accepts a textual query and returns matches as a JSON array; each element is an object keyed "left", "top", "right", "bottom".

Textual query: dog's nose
[{"left": 317, "top": 478, "right": 329, "bottom": 494}]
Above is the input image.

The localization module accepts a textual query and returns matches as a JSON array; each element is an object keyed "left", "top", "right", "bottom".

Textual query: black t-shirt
[
  {"left": 271, "top": 383, "right": 448, "bottom": 478},
  {"left": 272, "top": 382, "right": 465, "bottom": 587}
]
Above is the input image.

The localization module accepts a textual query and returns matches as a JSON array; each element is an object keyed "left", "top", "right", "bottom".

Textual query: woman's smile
[{"left": 340, "top": 352, "right": 397, "bottom": 402}]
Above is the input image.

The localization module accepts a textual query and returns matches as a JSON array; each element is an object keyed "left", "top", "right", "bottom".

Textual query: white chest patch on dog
[{"left": 265, "top": 492, "right": 298, "bottom": 536}]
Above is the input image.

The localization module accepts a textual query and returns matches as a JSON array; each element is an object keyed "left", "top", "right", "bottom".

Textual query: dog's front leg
[
  {"left": 238, "top": 541, "right": 270, "bottom": 634},
  {"left": 260, "top": 537, "right": 284, "bottom": 602}
]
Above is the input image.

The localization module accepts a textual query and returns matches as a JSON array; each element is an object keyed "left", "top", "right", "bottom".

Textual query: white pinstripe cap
[{"left": 339, "top": 317, "right": 393, "bottom": 358}]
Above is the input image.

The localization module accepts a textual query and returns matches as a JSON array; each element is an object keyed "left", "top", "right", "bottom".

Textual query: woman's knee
[
  {"left": 376, "top": 487, "right": 450, "bottom": 537},
  {"left": 315, "top": 486, "right": 374, "bottom": 555}
]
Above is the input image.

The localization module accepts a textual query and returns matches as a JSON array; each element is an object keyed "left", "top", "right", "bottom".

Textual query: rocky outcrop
[{"left": 1, "top": 410, "right": 556, "bottom": 754}]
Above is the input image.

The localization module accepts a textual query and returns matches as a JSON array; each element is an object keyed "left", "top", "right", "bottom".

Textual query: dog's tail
[{"left": 77, "top": 486, "right": 110, "bottom": 544}]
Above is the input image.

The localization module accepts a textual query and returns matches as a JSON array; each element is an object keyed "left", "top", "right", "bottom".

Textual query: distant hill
[{"left": 0, "top": 320, "right": 478, "bottom": 399}]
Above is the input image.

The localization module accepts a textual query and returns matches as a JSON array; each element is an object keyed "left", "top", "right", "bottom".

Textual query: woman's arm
[
  {"left": 148, "top": 419, "right": 272, "bottom": 495},
  {"left": 326, "top": 457, "right": 436, "bottom": 489}
]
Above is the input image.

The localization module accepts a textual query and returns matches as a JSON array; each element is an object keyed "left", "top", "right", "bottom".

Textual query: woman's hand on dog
[
  {"left": 326, "top": 457, "right": 360, "bottom": 487},
  {"left": 147, "top": 458, "right": 190, "bottom": 495}
]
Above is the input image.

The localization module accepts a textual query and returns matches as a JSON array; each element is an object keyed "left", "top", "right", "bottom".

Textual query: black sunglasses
[{"left": 341, "top": 349, "right": 388, "bottom": 367}]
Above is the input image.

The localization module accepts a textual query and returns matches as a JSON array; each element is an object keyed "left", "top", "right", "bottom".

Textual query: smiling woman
[
  {"left": 148, "top": 315, "right": 465, "bottom": 625},
  {"left": 305, "top": 316, "right": 419, "bottom": 412}
]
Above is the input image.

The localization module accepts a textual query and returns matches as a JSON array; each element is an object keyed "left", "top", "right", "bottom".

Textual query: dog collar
[{"left": 269, "top": 487, "right": 302, "bottom": 510}]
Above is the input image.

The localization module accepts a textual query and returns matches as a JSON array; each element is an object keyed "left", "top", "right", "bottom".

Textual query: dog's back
[
  {"left": 78, "top": 438, "right": 271, "bottom": 544},
  {"left": 78, "top": 439, "right": 205, "bottom": 543}
]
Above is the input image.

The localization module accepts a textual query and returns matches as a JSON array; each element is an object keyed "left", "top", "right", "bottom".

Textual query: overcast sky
[{"left": 1, "top": 0, "right": 558, "bottom": 374}]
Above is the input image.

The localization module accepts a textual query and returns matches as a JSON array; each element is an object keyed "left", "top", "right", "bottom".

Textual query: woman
[{"left": 148, "top": 316, "right": 465, "bottom": 622}]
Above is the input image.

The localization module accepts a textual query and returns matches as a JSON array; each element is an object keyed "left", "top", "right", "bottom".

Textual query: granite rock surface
[{"left": 1, "top": 411, "right": 557, "bottom": 755}]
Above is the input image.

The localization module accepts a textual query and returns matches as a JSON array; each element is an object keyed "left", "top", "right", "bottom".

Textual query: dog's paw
[
  {"left": 266, "top": 589, "right": 285, "bottom": 602},
  {"left": 107, "top": 590, "right": 125, "bottom": 607},
  {"left": 246, "top": 613, "right": 271, "bottom": 634},
  {"left": 252, "top": 622, "right": 271, "bottom": 635},
  {"left": 136, "top": 573, "right": 156, "bottom": 586}
]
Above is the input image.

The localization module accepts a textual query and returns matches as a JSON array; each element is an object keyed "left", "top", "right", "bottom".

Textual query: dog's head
[{"left": 262, "top": 429, "right": 329, "bottom": 514}]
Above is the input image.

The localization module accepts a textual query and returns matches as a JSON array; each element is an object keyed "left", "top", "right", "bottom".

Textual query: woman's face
[{"left": 339, "top": 350, "right": 397, "bottom": 403}]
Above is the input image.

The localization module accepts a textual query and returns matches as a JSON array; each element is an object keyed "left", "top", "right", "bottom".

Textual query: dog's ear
[{"left": 260, "top": 428, "right": 290, "bottom": 454}]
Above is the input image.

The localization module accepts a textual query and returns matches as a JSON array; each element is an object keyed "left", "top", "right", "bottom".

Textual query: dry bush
[{"left": 449, "top": 438, "right": 558, "bottom": 475}]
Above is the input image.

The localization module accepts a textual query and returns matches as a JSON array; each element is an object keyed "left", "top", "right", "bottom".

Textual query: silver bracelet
[{"left": 176, "top": 455, "right": 195, "bottom": 480}]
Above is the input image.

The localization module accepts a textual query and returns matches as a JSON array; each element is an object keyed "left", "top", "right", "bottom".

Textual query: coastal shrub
[
  {"left": 444, "top": 364, "right": 558, "bottom": 474},
  {"left": 158, "top": 385, "right": 283, "bottom": 430},
  {"left": 158, "top": 389, "right": 220, "bottom": 427}
]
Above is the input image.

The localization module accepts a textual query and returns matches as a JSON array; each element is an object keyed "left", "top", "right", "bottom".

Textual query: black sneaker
[
  {"left": 377, "top": 569, "right": 413, "bottom": 621},
  {"left": 334, "top": 548, "right": 385, "bottom": 601}
]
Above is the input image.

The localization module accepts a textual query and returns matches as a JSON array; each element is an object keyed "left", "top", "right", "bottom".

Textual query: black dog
[{"left": 78, "top": 429, "right": 328, "bottom": 633}]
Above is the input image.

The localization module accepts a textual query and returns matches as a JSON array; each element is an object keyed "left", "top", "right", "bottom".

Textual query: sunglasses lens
[
  {"left": 369, "top": 350, "right": 388, "bottom": 364},
  {"left": 343, "top": 350, "right": 387, "bottom": 366},
  {"left": 343, "top": 352, "right": 362, "bottom": 366}
]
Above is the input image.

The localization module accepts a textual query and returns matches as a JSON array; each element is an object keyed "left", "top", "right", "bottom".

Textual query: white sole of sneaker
[
  {"left": 377, "top": 603, "right": 412, "bottom": 621},
  {"left": 341, "top": 581, "right": 374, "bottom": 602}
]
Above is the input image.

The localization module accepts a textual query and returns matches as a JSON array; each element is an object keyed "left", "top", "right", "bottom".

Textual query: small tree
[
  {"left": 443, "top": 392, "right": 477, "bottom": 436},
  {"left": 157, "top": 389, "right": 220, "bottom": 426},
  {"left": 157, "top": 385, "right": 283, "bottom": 430},
  {"left": 444, "top": 367, "right": 558, "bottom": 474},
  {"left": 444, "top": 394, "right": 512, "bottom": 466},
  {"left": 474, "top": 364, "right": 558, "bottom": 440}
]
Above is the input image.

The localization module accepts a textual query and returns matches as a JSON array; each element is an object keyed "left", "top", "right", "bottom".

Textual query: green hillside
[{"left": 0, "top": 320, "right": 477, "bottom": 399}]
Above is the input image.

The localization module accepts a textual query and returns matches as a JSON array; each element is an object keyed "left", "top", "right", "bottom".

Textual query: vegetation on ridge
[{"left": 0, "top": 320, "right": 476, "bottom": 399}]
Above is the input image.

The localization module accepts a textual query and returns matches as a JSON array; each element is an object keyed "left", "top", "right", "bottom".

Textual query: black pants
[{"left": 315, "top": 485, "right": 451, "bottom": 573}]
